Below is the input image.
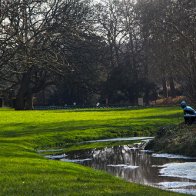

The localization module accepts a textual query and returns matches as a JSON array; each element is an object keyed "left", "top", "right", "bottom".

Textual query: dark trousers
[{"left": 184, "top": 116, "right": 196, "bottom": 125}]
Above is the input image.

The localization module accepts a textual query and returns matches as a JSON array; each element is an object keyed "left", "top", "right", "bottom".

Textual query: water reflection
[{"left": 48, "top": 145, "right": 196, "bottom": 195}]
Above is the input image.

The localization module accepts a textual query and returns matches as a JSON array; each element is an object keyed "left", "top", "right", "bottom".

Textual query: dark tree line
[
  {"left": 95, "top": 0, "right": 196, "bottom": 105},
  {"left": 0, "top": 0, "right": 195, "bottom": 109}
]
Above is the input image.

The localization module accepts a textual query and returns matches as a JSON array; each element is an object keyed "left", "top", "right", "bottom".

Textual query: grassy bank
[
  {"left": 146, "top": 124, "right": 196, "bottom": 157},
  {"left": 0, "top": 107, "right": 184, "bottom": 195}
]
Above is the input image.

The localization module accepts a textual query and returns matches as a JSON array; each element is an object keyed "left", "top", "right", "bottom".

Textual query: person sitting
[{"left": 180, "top": 101, "right": 196, "bottom": 124}]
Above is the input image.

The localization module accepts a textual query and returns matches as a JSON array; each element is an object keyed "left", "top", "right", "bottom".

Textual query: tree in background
[
  {"left": 137, "top": 0, "right": 195, "bottom": 102},
  {"left": 0, "top": 0, "right": 195, "bottom": 108},
  {"left": 95, "top": 0, "right": 157, "bottom": 105},
  {"left": 0, "top": 0, "right": 95, "bottom": 109},
  {"left": 46, "top": 33, "right": 107, "bottom": 106}
]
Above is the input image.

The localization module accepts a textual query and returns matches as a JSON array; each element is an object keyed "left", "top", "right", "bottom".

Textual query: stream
[{"left": 45, "top": 137, "right": 196, "bottom": 195}]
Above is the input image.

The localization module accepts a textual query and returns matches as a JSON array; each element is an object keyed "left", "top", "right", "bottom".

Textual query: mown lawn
[{"left": 0, "top": 107, "right": 184, "bottom": 195}]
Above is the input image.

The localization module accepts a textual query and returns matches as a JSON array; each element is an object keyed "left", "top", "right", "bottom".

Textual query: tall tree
[{"left": 0, "top": 0, "right": 94, "bottom": 109}]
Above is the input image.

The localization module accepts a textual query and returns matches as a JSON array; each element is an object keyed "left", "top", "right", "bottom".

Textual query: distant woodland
[{"left": 0, "top": 0, "right": 195, "bottom": 109}]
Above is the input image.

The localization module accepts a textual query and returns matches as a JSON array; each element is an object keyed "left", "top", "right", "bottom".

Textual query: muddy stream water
[{"left": 45, "top": 137, "right": 196, "bottom": 195}]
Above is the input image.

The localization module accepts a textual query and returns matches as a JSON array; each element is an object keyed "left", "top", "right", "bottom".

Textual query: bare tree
[{"left": 0, "top": 0, "right": 93, "bottom": 109}]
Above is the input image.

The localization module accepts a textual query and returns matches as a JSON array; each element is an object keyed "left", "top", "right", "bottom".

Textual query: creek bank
[
  {"left": 45, "top": 140, "right": 196, "bottom": 195},
  {"left": 145, "top": 124, "right": 196, "bottom": 157}
]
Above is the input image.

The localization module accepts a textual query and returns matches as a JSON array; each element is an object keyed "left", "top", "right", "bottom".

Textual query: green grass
[{"left": 0, "top": 107, "right": 184, "bottom": 195}]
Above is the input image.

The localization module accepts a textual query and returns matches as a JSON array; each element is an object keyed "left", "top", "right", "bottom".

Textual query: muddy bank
[{"left": 145, "top": 124, "right": 196, "bottom": 157}]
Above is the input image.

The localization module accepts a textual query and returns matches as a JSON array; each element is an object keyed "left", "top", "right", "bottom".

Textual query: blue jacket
[{"left": 183, "top": 106, "right": 196, "bottom": 116}]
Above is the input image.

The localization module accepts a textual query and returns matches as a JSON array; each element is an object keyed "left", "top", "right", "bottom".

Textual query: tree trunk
[
  {"left": 15, "top": 93, "right": 25, "bottom": 110},
  {"left": 169, "top": 76, "right": 176, "bottom": 97},
  {"left": 25, "top": 93, "right": 33, "bottom": 110},
  {"left": 145, "top": 90, "right": 150, "bottom": 106},
  {"left": 14, "top": 73, "right": 30, "bottom": 110},
  {"left": 162, "top": 78, "right": 168, "bottom": 97}
]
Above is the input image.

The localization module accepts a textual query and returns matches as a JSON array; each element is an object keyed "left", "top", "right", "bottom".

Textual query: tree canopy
[{"left": 0, "top": 0, "right": 195, "bottom": 109}]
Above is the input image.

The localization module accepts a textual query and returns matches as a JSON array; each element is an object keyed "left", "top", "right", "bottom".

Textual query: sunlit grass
[{"left": 0, "top": 107, "right": 184, "bottom": 195}]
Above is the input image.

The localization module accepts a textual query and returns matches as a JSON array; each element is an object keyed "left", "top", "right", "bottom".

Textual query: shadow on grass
[
  {"left": 0, "top": 114, "right": 179, "bottom": 138},
  {"left": 0, "top": 120, "right": 119, "bottom": 137},
  {"left": 49, "top": 106, "right": 179, "bottom": 113}
]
